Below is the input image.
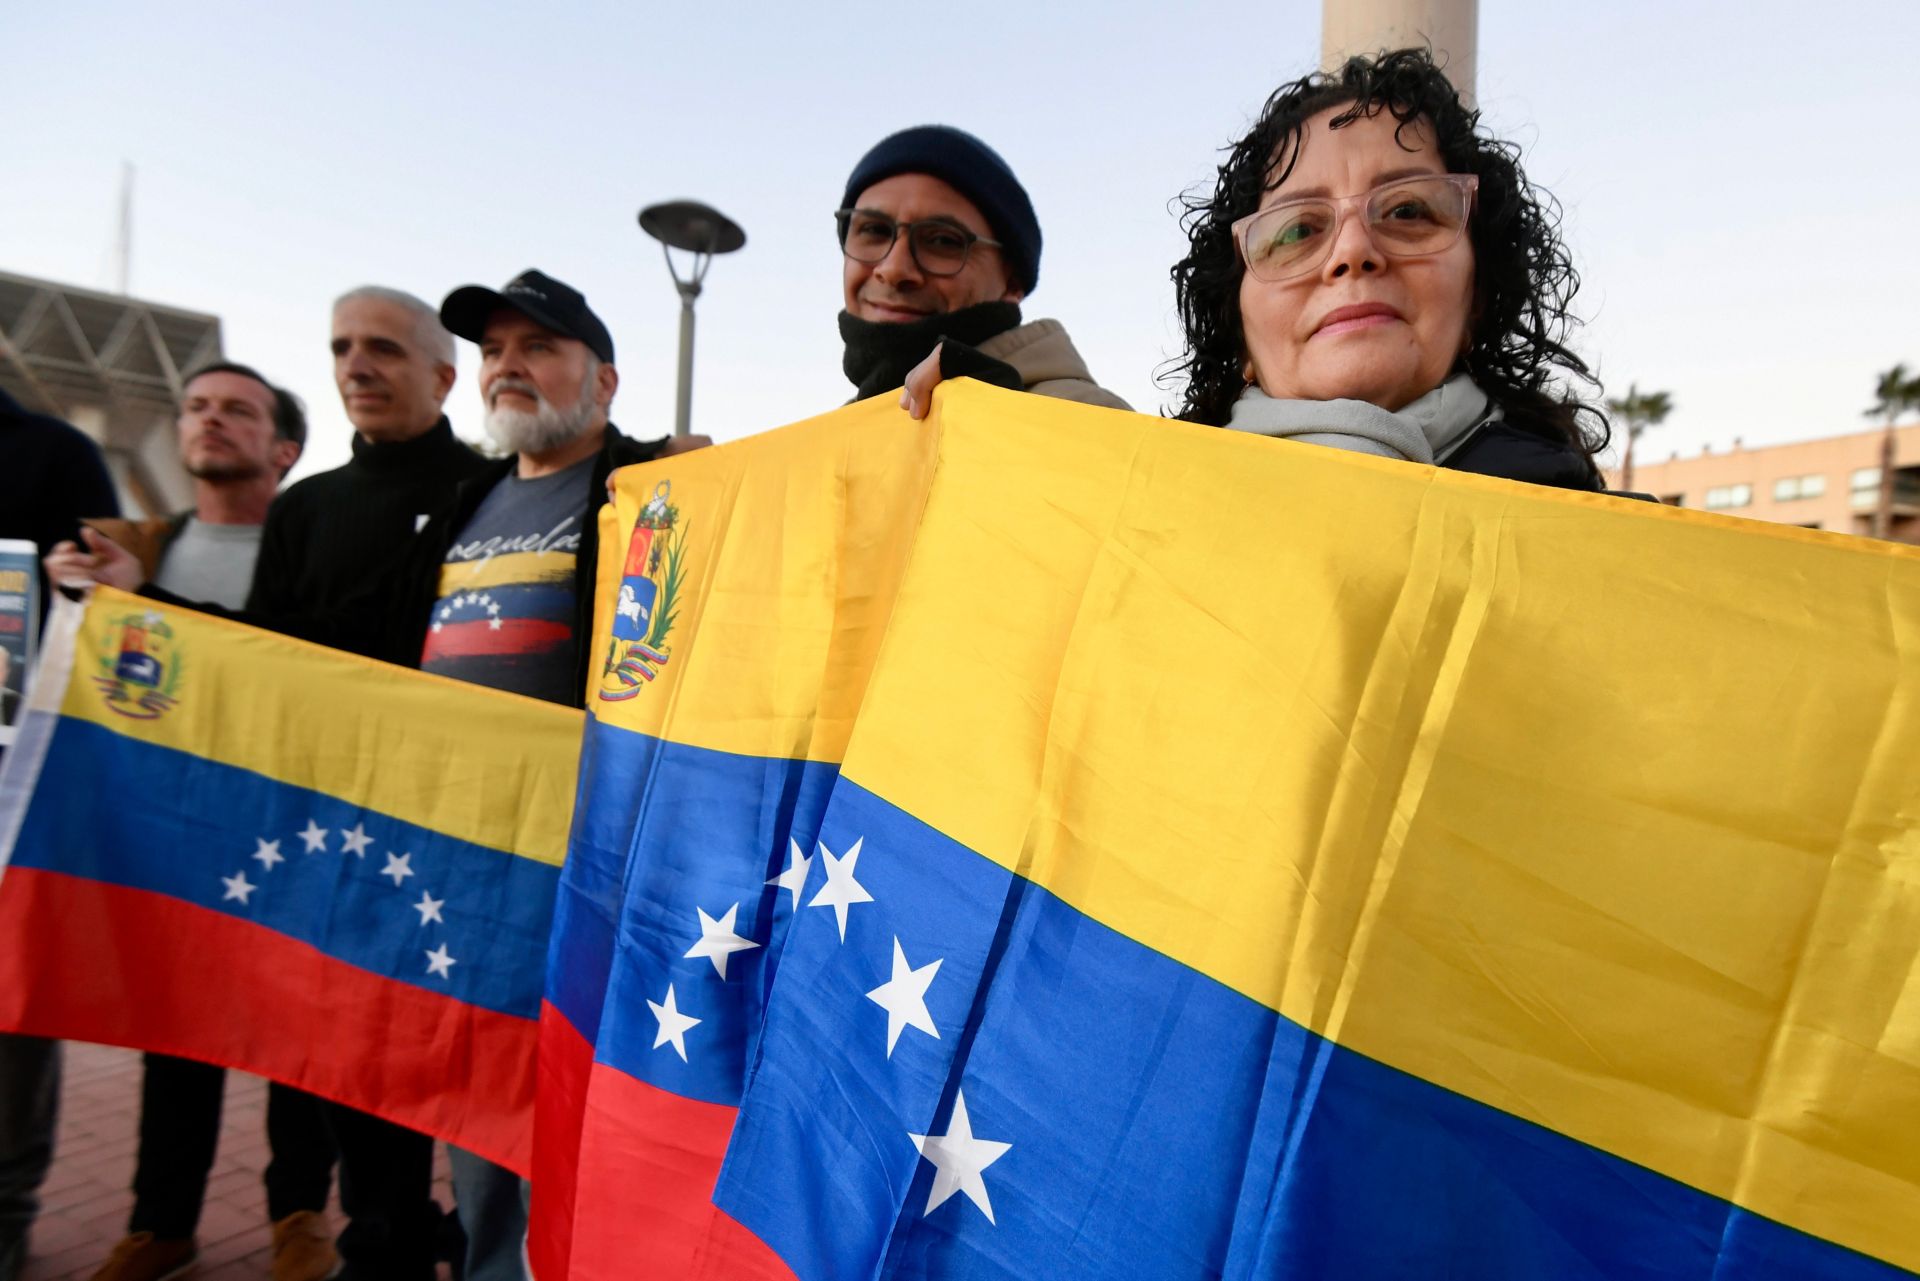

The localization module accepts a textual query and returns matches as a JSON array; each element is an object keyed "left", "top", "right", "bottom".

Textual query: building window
[
  {"left": 1704, "top": 484, "right": 1753, "bottom": 510},
  {"left": 1853, "top": 467, "right": 1882, "bottom": 493},
  {"left": 1772, "top": 474, "right": 1827, "bottom": 501}
]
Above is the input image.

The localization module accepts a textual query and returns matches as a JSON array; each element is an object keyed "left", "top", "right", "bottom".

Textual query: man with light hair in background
[{"left": 264, "top": 286, "right": 490, "bottom": 1279}]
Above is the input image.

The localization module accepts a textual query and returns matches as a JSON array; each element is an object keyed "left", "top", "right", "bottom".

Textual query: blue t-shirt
[{"left": 418, "top": 457, "right": 593, "bottom": 704}]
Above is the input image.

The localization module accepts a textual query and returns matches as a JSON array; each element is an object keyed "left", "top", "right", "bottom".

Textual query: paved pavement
[{"left": 20, "top": 1041, "right": 455, "bottom": 1281}]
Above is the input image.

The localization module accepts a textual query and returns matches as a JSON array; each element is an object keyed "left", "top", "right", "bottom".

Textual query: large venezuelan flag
[
  {"left": 0, "top": 589, "right": 581, "bottom": 1172},
  {"left": 531, "top": 396, "right": 936, "bottom": 1278},
  {"left": 543, "top": 380, "right": 1920, "bottom": 1278}
]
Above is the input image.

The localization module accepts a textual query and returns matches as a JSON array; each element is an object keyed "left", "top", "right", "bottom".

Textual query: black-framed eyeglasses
[
  {"left": 835, "top": 208, "right": 1002, "bottom": 277},
  {"left": 1232, "top": 174, "right": 1479, "bottom": 283}
]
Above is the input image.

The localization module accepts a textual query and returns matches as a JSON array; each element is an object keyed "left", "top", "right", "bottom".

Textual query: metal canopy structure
[{"left": 0, "top": 269, "right": 215, "bottom": 518}]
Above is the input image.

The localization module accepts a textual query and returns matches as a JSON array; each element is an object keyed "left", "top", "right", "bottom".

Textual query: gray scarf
[{"left": 1224, "top": 374, "right": 1494, "bottom": 465}]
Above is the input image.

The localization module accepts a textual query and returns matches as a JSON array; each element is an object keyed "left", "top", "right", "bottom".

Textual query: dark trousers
[
  {"left": 0, "top": 1035, "right": 59, "bottom": 1281},
  {"left": 329, "top": 1102, "right": 438, "bottom": 1281},
  {"left": 129, "top": 1054, "right": 335, "bottom": 1238}
]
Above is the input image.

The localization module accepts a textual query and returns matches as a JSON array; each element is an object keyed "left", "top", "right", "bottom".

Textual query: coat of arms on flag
[
  {"left": 599, "top": 478, "right": 683, "bottom": 700},
  {"left": 93, "top": 605, "right": 180, "bottom": 720}
]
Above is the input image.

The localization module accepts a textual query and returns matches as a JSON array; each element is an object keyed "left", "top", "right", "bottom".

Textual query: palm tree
[
  {"left": 1604, "top": 384, "right": 1675, "bottom": 493},
  {"left": 1865, "top": 364, "right": 1920, "bottom": 539}
]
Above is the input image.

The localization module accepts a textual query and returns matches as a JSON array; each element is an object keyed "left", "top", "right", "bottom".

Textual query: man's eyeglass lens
[
  {"left": 1238, "top": 176, "right": 1475, "bottom": 282},
  {"left": 837, "top": 210, "right": 990, "bottom": 277}
]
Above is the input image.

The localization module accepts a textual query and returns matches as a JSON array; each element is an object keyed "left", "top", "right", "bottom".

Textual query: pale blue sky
[{"left": 6, "top": 0, "right": 1917, "bottom": 482}]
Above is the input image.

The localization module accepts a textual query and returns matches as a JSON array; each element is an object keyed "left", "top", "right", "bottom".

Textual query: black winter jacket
[{"left": 1445, "top": 418, "right": 1602, "bottom": 491}]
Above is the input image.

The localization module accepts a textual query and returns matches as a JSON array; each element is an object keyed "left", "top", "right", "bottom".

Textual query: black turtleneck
[{"left": 244, "top": 416, "right": 489, "bottom": 659}]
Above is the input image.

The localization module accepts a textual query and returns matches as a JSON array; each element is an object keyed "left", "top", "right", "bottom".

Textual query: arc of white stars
[
  {"left": 909, "top": 1089, "right": 1012, "bottom": 1224},
  {"left": 412, "top": 891, "right": 445, "bottom": 926},
  {"left": 683, "top": 903, "right": 760, "bottom": 980},
  {"left": 298, "top": 820, "right": 328, "bottom": 854},
  {"left": 866, "top": 937, "right": 943, "bottom": 1057},
  {"left": 425, "top": 943, "right": 456, "bottom": 978},
  {"left": 647, "top": 983, "right": 701, "bottom": 1062},
  {"left": 221, "top": 871, "right": 257, "bottom": 905},
  {"left": 252, "top": 838, "right": 284, "bottom": 871},
  {"left": 381, "top": 851, "right": 415, "bottom": 886},
  {"left": 340, "top": 823, "right": 374, "bottom": 858},
  {"left": 766, "top": 838, "right": 813, "bottom": 910},
  {"left": 807, "top": 838, "right": 873, "bottom": 942}
]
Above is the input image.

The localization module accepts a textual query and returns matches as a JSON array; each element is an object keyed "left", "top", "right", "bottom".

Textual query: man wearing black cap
[
  {"left": 837, "top": 124, "right": 1128, "bottom": 410},
  {"left": 409, "top": 269, "right": 671, "bottom": 1277}
]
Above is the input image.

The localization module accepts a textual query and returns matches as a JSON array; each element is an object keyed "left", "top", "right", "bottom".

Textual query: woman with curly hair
[{"left": 1168, "top": 47, "right": 1608, "bottom": 488}]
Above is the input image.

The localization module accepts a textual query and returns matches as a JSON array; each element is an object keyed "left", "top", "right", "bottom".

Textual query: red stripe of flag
[
  {"left": 424, "top": 618, "right": 573, "bottom": 660},
  {"left": 561, "top": 1061, "right": 795, "bottom": 1279},
  {"left": 0, "top": 866, "right": 537, "bottom": 1171}
]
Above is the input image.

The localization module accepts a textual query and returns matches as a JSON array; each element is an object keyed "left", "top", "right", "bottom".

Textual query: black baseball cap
[{"left": 440, "top": 269, "right": 615, "bottom": 364}]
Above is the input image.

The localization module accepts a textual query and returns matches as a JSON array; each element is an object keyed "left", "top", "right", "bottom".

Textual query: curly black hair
[{"left": 1167, "top": 48, "right": 1607, "bottom": 465}]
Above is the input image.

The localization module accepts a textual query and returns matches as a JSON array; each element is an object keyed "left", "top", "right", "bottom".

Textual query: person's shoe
[
  {"left": 87, "top": 1233, "right": 197, "bottom": 1281},
  {"left": 269, "top": 1211, "right": 339, "bottom": 1281}
]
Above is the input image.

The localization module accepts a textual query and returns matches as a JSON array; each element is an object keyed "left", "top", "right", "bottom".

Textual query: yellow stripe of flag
[
  {"left": 60, "top": 588, "right": 582, "bottom": 866},
  {"left": 593, "top": 397, "right": 938, "bottom": 763},
  {"left": 437, "top": 550, "right": 574, "bottom": 596}
]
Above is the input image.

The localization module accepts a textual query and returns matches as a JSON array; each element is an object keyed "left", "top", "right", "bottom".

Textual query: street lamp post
[{"left": 638, "top": 200, "right": 746, "bottom": 437}]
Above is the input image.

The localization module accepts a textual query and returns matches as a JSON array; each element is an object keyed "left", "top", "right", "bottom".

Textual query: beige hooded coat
[{"left": 977, "top": 319, "right": 1130, "bottom": 412}]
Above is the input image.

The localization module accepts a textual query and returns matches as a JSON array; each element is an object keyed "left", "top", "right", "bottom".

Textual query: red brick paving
[{"left": 20, "top": 1042, "right": 454, "bottom": 1281}]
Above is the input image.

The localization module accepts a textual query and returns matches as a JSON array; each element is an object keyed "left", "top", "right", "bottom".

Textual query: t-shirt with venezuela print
[{"left": 418, "top": 456, "right": 593, "bottom": 705}]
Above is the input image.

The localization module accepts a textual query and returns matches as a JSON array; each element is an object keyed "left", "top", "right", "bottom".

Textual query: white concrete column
[{"left": 1322, "top": 0, "right": 1478, "bottom": 105}]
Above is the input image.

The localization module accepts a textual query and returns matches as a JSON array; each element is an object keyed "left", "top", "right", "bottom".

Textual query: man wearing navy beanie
[{"left": 836, "top": 124, "right": 1128, "bottom": 409}]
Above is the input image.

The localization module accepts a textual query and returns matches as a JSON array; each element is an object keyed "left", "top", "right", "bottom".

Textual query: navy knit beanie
[{"left": 839, "top": 125, "right": 1042, "bottom": 295}]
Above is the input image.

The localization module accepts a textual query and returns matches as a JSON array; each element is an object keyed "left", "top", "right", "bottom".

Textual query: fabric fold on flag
[
  {"left": 0, "top": 587, "right": 581, "bottom": 1173},
  {"left": 531, "top": 396, "right": 940, "bottom": 1280}
]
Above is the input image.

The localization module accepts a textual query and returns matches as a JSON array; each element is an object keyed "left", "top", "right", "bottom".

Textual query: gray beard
[{"left": 483, "top": 388, "right": 598, "bottom": 456}]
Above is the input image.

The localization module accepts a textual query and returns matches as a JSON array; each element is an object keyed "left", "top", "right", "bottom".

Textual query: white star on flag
[
  {"left": 486, "top": 602, "right": 500, "bottom": 616},
  {"left": 683, "top": 903, "right": 760, "bottom": 980},
  {"left": 648, "top": 983, "right": 701, "bottom": 1062},
  {"left": 298, "top": 820, "right": 329, "bottom": 853},
  {"left": 439, "top": 607, "right": 452, "bottom": 621},
  {"left": 412, "top": 891, "right": 445, "bottom": 926},
  {"left": 221, "top": 871, "right": 257, "bottom": 905},
  {"left": 252, "top": 838, "right": 284, "bottom": 871},
  {"left": 425, "top": 943, "right": 456, "bottom": 978},
  {"left": 808, "top": 838, "right": 874, "bottom": 942},
  {"left": 431, "top": 622, "right": 443, "bottom": 634},
  {"left": 381, "top": 852, "right": 415, "bottom": 886},
  {"left": 488, "top": 618, "right": 502, "bottom": 631},
  {"left": 340, "top": 823, "right": 375, "bottom": 858},
  {"left": 766, "top": 837, "right": 813, "bottom": 909},
  {"left": 867, "top": 937, "right": 943, "bottom": 1057},
  {"left": 909, "top": 1090, "right": 1012, "bottom": 1224}
]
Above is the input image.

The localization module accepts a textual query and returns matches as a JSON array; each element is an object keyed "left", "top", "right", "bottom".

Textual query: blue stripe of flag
[
  {"left": 712, "top": 777, "right": 1914, "bottom": 1281},
  {"left": 13, "top": 717, "right": 558, "bottom": 1020}
]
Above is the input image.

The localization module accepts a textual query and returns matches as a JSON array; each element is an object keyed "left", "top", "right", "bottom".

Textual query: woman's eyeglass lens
[{"left": 1236, "top": 175, "right": 1477, "bottom": 283}]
